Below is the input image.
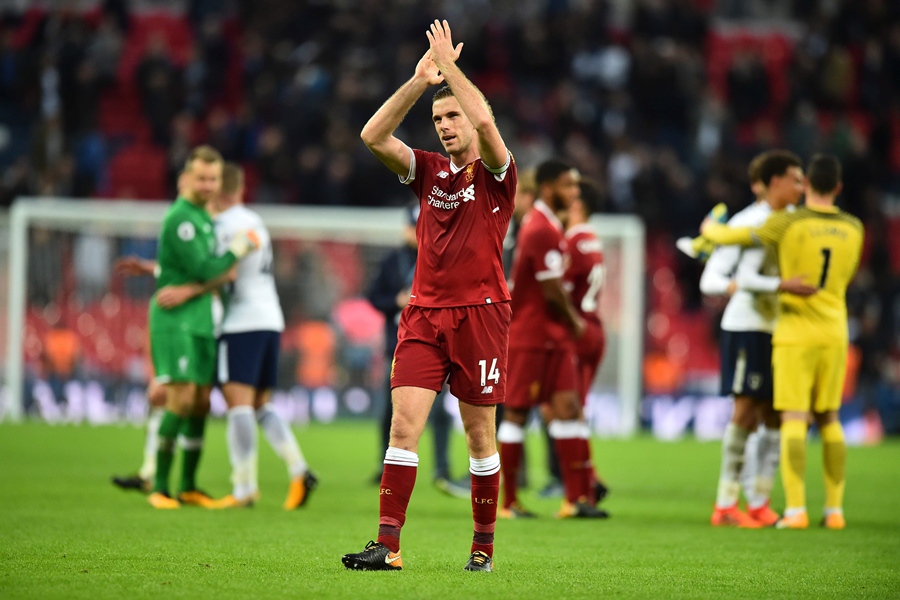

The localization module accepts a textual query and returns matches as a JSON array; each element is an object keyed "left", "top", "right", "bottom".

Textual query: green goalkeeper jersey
[{"left": 148, "top": 197, "right": 237, "bottom": 338}]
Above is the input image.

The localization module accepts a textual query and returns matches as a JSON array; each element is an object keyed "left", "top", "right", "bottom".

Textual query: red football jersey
[
  {"left": 565, "top": 224, "right": 605, "bottom": 324},
  {"left": 508, "top": 201, "right": 572, "bottom": 349},
  {"left": 404, "top": 148, "right": 516, "bottom": 308}
]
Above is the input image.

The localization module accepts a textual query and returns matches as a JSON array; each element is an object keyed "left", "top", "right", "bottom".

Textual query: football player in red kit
[
  {"left": 564, "top": 178, "right": 610, "bottom": 510},
  {"left": 342, "top": 20, "right": 516, "bottom": 573},
  {"left": 499, "top": 159, "right": 606, "bottom": 519}
]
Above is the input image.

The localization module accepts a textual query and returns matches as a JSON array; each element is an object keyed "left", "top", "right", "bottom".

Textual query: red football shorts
[
  {"left": 505, "top": 345, "right": 579, "bottom": 411},
  {"left": 391, "top": 302, "right": 511, "bottom": 405},
  {"left": 575, "top": 318, "right": 605, "bottom": 405}
]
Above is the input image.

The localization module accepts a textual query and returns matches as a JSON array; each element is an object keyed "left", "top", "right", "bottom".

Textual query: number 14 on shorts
[{"left": 479, "top": 358, "right": 500, "bottom": 393}]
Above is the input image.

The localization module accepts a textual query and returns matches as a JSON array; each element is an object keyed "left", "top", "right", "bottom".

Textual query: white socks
[
  {"left": 547, "top": 419, "right": 583, "bottom": 440},
  {"left": 227, "top": 405, "right": 258, "bottom": 500},
  {"left": 496, "top": 421, "right": 524, "bottom": 444},
  {"left": 469, "top": 453, "right": 500, "bottom": 476},
  {"left": 138, "top": 407, "right": 164, "bottom": 480},
  {"left": 385, "top": 446, "right": 419, "bottom": 467},
  {"left": 716, "top": 423, "right": 750, "bottom": 508},
  {"left": 746, "top": 426, "right": 780, "bottom": 509},
  {"left": 256, "top": 405, "right": 307, "bottom": 478}
]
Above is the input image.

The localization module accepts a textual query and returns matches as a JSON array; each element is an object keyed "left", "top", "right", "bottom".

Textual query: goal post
[{"left": 3, "top": 198, "right": 644, "bottom": 434}]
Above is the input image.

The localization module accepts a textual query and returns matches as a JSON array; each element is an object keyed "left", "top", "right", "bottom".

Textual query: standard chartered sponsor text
[{"left": 427, "top": 184, "right": 476, "bottom": 210}]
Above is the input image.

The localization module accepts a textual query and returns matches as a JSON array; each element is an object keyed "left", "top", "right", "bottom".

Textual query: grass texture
[{"left": 1, "top": 421, "right": 897, "bottom": 599}]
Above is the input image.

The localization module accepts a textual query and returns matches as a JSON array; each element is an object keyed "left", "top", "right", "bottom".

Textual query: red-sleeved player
[
  {"left": 564, "top": 178, "right": 610, "bottom": 509},
  {"left": 498, "top": 159, "right": 606, "bottom": 519},
  {"left": 342, "top": 20, "right": 515, "bottom": 573}
]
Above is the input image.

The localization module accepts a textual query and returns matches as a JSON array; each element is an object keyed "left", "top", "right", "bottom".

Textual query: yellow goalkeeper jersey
[{"left": 705, "top": 205, "right": 863, "bottom": 347}]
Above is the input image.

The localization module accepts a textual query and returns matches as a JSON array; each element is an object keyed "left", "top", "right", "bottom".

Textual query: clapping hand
[
  {"left": 415, "top": 50, "right": 444, "bottom": 86},
  {"left": 426, "top": 20, "right": 463, "bottom": 71}
]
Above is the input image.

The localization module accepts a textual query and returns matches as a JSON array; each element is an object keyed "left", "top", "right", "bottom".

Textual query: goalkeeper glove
[
  {"left": 675, "top": 203, "right": 728, "bottom": 263},
  {"left": 228, "top": 230, "right": 261, "bottom": 259}
]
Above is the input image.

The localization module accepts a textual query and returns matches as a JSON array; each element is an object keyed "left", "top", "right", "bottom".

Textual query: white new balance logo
[
  {"left": 437, "top": 170, "right": 449, "bottom": 179},
  {"left": 481, "top": 386, "right": 493, "bottom": 394}
]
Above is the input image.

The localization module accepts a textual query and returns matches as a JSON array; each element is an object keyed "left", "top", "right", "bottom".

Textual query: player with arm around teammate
[
  {"left": 210, "top": 164, "right": 318, "bottom": 509},
  {"left": 701, "top": 154, "right": 864, "bottom": 530},
  {"left": 153, "top": 163, "right": 318, "bottom": 510},
  {"left": 700, "top": 150, "right": 817, "bottom": 527},
  {"left": 342, "top": 20, "right": 515, "bottom": 573},
  {"left": 146, "top": 146, "right": 259, "bottom": 509},
  {"left": 111, "top": 169, "right": 199, "bottom": 494}
]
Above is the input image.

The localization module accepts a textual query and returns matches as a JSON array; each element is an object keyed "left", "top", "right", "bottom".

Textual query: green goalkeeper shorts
[{"left": 150, "top": 332, "right": 217, "bottom": 385}]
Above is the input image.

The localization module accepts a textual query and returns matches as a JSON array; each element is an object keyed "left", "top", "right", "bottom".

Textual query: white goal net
[{"left": 3, "top": 199, "right": 644, "bottom": 434}]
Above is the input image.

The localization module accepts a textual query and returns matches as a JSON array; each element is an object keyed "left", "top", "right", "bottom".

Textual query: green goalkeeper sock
[
  {"left": 179, "top": 416, "right": 207, "bottom": 493},
  {"left": 153, "top": 411, "right": 185, "bottom": 495}
]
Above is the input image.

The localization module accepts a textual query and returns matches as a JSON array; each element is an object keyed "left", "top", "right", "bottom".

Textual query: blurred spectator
[
  {"left": 0, "top": 0, "right": 898, "bottom": 414},
  {"left": 73, "top": 231, "right": 113, "bottom": 303},
  {"left": 87, "top": 16, "right": 123, "bottom": 88},
  {"left": 135, "top": 34, "right": 180, "bottom": 146},
  {"left": 27, "top": 227, "right": 64, "bottom": 307},
  {"left": 727, "top": 50, "right": 771, "bottom": 123},
  {"left": 41, "top": 320, "right": 80, "bottom": 404}
]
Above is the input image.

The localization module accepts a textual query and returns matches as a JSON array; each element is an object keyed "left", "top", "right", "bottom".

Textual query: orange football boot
[
  {"left": 498, "top": 502, "right": 538, "bottom": 519},
  {"left": 710, "top": 505, "right": 763, "bottom": 528},
  {"left": 775, "top": 511, "right": 809, "bottom": 530},
  {"left": 177, "top": 489, "right": 217, "bottom": 508},
  {"left": 210, "top": 491, "right": 260, "bottom": 509},
  {"left": 747, "top": 502, "right": 780, "bottom": 527},
  {"left": 148, "top": 492, "right": 181, "bottom": 509},
  {"left": 821, "top": 512, "right": 845, "bottom": 530},
  {"left": 284, "top": 471, "right": 318, "bottom": 510}
]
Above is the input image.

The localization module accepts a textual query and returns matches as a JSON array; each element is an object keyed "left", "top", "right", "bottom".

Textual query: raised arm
[
  {"left": 360, "top": 51, "right": 444, "bottom": 176},
  {"left": 700, "top": 222, "right": 755, "bottom": 247},
  {"left": 427, "top": 20, "right": 508, "bottom": 169}
]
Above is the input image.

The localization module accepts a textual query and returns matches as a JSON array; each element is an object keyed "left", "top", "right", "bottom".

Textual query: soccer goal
[{"left": 3, "top": 198, "right": 644, "bottom": 434}]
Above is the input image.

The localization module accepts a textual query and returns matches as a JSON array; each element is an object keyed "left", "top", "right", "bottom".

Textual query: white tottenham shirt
[
  {"left": 215, "top": 204, "right": 285, "bottom": 334},
  {"left": 699, "top": 201, "right": 782, "bottom": 333}
]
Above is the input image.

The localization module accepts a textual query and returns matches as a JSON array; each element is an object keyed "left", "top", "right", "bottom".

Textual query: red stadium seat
[{"left": 107, "top": 144, "right": 168, "bottom": 200}]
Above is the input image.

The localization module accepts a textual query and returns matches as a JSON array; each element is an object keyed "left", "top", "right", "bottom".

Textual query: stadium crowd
[{"left": 1, "top": 0, "right": 898, "bottom": 430}]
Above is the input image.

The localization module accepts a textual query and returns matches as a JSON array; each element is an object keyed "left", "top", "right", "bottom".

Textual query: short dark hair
[
  {"left": 806, "top": 154, "right": 842, "bottom": 195},
  {"left": 432, "top": 85, "right": 454, "bottom": 103},
  {"left": 535, "top": 158, "right": 574, "bottom": 186},
  {"left": 758, "top": 150, "right": 802, "bottom": 186},
  {"left": 222, "top": 162, "right": 244, "bottom": 194},
  {"left": 747, "top": 151, "right": 770, "bottom": 184},
  {"left": 577, "top": 178, "right": 603, "bottom": 216}
]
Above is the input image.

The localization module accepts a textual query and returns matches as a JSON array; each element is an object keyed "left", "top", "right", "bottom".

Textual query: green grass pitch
[{"left": 1, "top": 420, "right": 898, "bottom": 599}]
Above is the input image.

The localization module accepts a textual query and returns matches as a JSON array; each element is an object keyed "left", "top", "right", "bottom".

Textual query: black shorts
[
  {"left": 217, "top": 330, "right": 281, "bottom": 390},
  {"left": 719, "top": 330, "right": 773, "bottom": 402}
]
